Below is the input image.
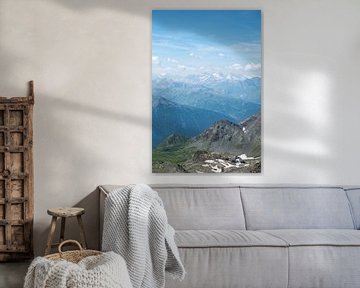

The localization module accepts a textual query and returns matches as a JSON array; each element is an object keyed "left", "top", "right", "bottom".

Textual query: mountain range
[
  {"left": 152, "top": 74, "right": 261, "bottom": 172},
  {"left": 152, "top": 97, "right": 236, "bottom": 146},
  {"left": 152, "top": 75, "right": 261, "bottom": 147}
]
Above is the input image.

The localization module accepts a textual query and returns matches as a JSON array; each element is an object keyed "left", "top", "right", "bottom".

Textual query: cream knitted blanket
[
  {"left": 102, "top": 184, "right": 185, "bottom": 288},
  {"left": 24, "top": 251, "right": 132, "bottom": 288}
]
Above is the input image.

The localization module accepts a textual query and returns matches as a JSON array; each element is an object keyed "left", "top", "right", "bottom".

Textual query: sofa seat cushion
[
  {"left": 165, "top": 246, "right": 289, "bottom": 288},
  {"left": 262, "top": 229, "right": 360, "bottom": 246},
  {"left": 175, "top": 230, "right": 288, "bottom": 248},
  {"left": 260, "top": 230, "right": 360, "bottom": 288}
]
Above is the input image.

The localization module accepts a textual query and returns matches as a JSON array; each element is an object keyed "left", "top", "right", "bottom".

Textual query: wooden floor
[{"left": 0, "top": 261, "right": 30, "bottom": 288}]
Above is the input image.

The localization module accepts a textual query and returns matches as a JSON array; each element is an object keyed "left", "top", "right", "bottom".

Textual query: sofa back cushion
[
  {"left": 152, "top": 185, "right": 246, "bottom": 230},
  {"left": 240, "top": 186, "right": 355, "bottom": 230}
]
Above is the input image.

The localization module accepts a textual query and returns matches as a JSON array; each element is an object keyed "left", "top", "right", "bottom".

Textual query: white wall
[{"left": 0, "top": 0, "right": 359, "bottom": 255}]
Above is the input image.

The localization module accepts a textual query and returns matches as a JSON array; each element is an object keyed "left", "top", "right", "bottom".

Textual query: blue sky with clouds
[{"left": 152, "top": 10, "right": 262, "bottom": 79}]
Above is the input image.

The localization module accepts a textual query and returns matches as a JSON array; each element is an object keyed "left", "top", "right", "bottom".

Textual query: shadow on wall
[
  {"left": 33, "top": 94, "right": 150, "bottom": 256},
  {"left": 0, "top": 58, "right": 133, "bottom": 254},
  {"left": 54, "top": 0, "right": 150, "bottom": 14},
  {"left": 33, "top": 96, "right": 103, "bottom": 255},
  {"left": 39, "top": 96, "right": 149, "bottom": 128},
  {"left": 52, "top": 0, "right": 262, "bottom": 57}
]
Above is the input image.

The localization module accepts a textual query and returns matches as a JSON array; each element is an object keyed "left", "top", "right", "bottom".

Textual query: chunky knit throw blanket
[
  {"left": 102, "top": 184, "right": 185, "bottom": 288},
  {"left": 24, "top": 251, "right": 132, "bottom": 288}
]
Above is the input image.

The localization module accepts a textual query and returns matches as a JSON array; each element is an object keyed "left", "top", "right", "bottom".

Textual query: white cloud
[
  {"left": 218, "top": 53, "right": 225, "bottom": 57},
  {"left": 196, "top": 46, "right": 219, "bottom": 53},
  {"left": 177, "top": 64, "right": 187, "bottom": 69},
  {"left": 189, "top": 52, "right": 202, "bottom": 59},
  {"left": 152, "top": 56, "right": 160, "bottom": 64},
  {"left": 177, "top": 64, "right": 195, "bottom": 71},
  {"left": 229, "top": 63, "right": 243, "bottom": 70},
  {"left": 244, "top": 63, "right": 261, "bottom": 71},
  {"left": 167, "top": 57, "right": 178, "bottom": 63},
  {"left": 229, "top": 62, "right": 261, "bottom": 72}
]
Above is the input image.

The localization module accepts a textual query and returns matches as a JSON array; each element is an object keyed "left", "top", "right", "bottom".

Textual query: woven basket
[{"left": 45, "top": 240, "right": 102, "bottom": 263}]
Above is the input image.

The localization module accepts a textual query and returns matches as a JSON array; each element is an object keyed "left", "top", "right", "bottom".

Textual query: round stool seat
[
  {"left": 45, "top": 207, "right": 87, "bottom": 255},
  {"left": 47, "top": 207, "right": 85, "bottom": 218}
]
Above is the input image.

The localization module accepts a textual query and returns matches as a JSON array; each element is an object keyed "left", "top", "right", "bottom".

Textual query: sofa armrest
[{"left": 98, "top": 186, "right": 109, "bottom": 250}]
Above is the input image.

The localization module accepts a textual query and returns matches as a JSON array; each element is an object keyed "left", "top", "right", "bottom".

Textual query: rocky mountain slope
[
  {"left": 153, "top": 112, "right": 261, "bottom": 173},
  {"left": 189, "top": 112, "right": 261, "bottom": 154}
]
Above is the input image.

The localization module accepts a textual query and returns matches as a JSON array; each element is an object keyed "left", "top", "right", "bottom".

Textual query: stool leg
[
  {"left": 60, "top": 217, "right": 66, "bottom": 243},
  {"left": 77, "top": 215, "right": 87, "bottom": 249},
  {"left": 45, "top": 216, "right": 57, "bottom": 255}
]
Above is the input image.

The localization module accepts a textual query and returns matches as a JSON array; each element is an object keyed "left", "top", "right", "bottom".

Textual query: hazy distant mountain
[
  {"left": 152, "top": 75, "right": 260, "bottom": 122},
  {"left": 152, "top": 97, "right": 236, "bottom": 147},
  {"left": 188, "top": 72, "right": 249, "bottom": 84},
  {"left": 153, "top": 74, "right": 261, "bottom": 102},
  {"left": 187, "top": 73, "right": 261, "bottom": 104}
]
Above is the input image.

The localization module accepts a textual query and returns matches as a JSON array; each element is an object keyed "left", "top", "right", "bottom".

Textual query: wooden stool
[{"left": 45, "top": 207, "right": 87, "bottom": 255}]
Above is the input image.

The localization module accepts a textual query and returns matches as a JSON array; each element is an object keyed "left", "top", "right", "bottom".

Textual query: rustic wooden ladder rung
[{"left": 0, "top": 81, "right": 34, "bottom": 261}]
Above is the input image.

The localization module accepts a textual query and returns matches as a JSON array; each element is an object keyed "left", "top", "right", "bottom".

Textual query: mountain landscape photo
[{"left": 152, "top": 10, "right": 262, "bottom": 173}]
